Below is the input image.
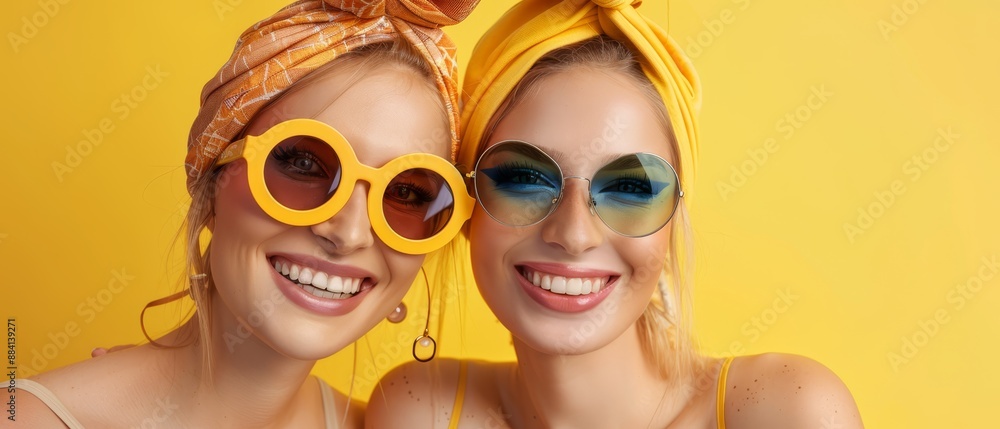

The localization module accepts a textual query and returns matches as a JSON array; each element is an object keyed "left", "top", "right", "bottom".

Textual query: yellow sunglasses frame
[{"left": 216, "top": 118, "right": 473, "bottom": 255}]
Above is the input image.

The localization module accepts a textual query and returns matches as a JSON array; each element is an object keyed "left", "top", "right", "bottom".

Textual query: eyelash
[
  {"left": 599, "top": 173, "right": 654, "bottom": 194},
  {"left": 490, "top": 162, "right": 556, "bottom": 186},
  {"left": 387, "top": 182, "right": 435, "bottom": 207},
  {"left": 270, "top": 147, "right": 328, "bottom": 178}
]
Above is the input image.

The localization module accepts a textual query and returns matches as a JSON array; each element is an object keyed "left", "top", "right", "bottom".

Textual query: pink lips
[
  {"left": 515, "top": 262, "right": 619, "bottom": 313},
  {"left": 268, "top": 253, "right": 377, "bottom": 317}
]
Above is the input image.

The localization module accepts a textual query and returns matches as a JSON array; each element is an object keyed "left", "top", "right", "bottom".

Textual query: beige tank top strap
[
  {"left": 316, "top": 376, "right": 341, "bottom": 429},
  {"left": 15, "top": 379, "right": 86, "bottom": 429}
]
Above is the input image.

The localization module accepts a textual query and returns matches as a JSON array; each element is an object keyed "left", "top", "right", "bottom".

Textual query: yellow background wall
[{"left": 2, "top": 1, "right": 997, "bottom": 427}]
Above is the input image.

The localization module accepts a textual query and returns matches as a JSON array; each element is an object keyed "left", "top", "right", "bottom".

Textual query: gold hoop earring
[{"left": 412, "top": 268, "right": 436, "bottom": 362}]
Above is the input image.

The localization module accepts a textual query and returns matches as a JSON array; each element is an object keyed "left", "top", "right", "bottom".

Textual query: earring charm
[
  {"left": 387, "top": 302, "right": 407, "bottom": 323},
  {"left": 412, "top": 268, "right": 437, "bottom": 362}
]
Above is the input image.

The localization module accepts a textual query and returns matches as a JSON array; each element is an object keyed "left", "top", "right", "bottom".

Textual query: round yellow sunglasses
[{"left": 216, "top": 118, "right": 473, "bottom": 255}]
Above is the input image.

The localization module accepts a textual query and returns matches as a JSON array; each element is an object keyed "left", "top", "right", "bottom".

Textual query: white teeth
[
  {"left": 566, "top": 278, "right": 582, "bottom": 296},
  {"left": 312, "top": 272, "right": 329, "bottom": 290},
  {"left": 271, "top": 257, "right": 366, "bottom": 298},
  {"left": 328, "top": 275, "right": 344, "bottom": 293},
  {"left": 301, "top": 284, "right": 352, "bottom": 300},
  {"left": 523, "top": 268, "right": 609, "bottom": 296},
  {"left": 299, "top": 268, "right": 314, "bottom": 285},
  {"left": 550, "top": 276, "right": 567, "bottom": 294}
]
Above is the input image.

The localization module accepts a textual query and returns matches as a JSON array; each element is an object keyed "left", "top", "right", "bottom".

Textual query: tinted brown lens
[
  {"left": 382, "top": 168, "right": 455, "bottom": 240},
  {"left": 263, "top": 136, "right": 342, "bottom": 210}
]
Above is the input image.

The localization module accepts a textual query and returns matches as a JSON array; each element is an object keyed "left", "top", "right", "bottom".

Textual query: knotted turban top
[
  {"left": 185, "top": 0, "right": 480, "bottom": 194},
  {"left": 458, "top": 0, "right": 701, "bottom": 194}
]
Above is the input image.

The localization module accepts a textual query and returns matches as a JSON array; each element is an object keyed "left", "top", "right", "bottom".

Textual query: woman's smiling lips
[
  {"left": 267, "top": 252, "right": 378, "bottom": 316},
  {"left": 514, "top": 262, "right": 620, "bottom": 313}
]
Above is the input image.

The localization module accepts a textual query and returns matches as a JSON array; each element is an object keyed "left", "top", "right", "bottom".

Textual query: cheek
[
  {"left": 210, "top": 164, "right": 286, "bottom": 280},
  {"left": 468, "top": 207, "right": 514, "bottom": 279},
  {"left": 617, "top": 230, "right": 670, "bottom": 295},
  {"left": 379, "top": 246, "right": 426, "bottom": 301},
  {"left": 213, "top": 163, "right": 266, "bottom": 228},
  {"left": 469, "top": 207, "right": 533, "bottom": 322}
]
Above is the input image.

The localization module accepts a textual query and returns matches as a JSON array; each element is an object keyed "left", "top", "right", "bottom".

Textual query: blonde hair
[
  {"left": 151, "top": 39, "right": 450, "bottom": 376},
  {"left": 480, "top": 35, "right": 702, "bottom": 384}
]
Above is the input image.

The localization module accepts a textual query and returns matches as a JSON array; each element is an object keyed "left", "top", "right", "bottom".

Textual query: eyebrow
[
  {"left": 609, "top": 154, "right": 673, "bottom": 176},
  {"left": 490, "top": 140, "right": 672, "bottom": 175},
  {"left": 490, "top": 141, "right": 557, "bottom": 160},
  {"left": 491, "top": 141, "right": 603, "bottom": 166}
]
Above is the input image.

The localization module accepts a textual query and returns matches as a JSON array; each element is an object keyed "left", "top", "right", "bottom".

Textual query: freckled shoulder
[
  {"left": 366, "top": 358, "right": 465, "bottom": 429},
  {"left": 722, "top": 353, "right": 864, "bottom": 429},
  {"left": 366, "top": 359, "right": 511, "bottom": 429}
]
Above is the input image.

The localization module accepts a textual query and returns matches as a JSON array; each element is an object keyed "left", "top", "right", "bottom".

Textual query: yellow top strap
[
  {"left": 448, "top": 361, "right": 469, "bottom": 429},
  {"left": 716, "top": 356, "right": 735, "bottom": 429}
]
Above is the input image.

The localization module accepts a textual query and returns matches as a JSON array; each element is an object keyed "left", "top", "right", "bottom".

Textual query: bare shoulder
[
  {"left": 19, "top": 344, "right": 168, "bottom": 427},
  {"left": 724, "top": 353, "right": 863, "bottom": 429},
  {"left": 366, "top": 358, "right": 464, "bottom": 429},
  {"left": 366, "top": 359, "right": 509, "bottom": 429},
  {"left": 9, "top": 386, "right": 72, "bottom": 428}
]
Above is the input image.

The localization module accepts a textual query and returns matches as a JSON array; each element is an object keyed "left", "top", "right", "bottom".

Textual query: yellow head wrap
[
  {"left": 458, "top": 0, "right": 700, "bottom": 193},
  {"left": 186, "top": 0, "right": 480, "bottom": 194}
]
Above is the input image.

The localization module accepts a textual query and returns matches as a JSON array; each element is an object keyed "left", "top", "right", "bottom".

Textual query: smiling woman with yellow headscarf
[{"left": 369, "top": 0, "right": 863, "bottom": 428}]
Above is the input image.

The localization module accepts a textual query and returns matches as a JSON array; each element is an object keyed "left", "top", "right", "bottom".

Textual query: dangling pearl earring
[
  {"left": 412, "top": 268, "right": 436, "bottom": 362},
  {"left": 387, "top": 302, "right": 407, "bottom": 323}
]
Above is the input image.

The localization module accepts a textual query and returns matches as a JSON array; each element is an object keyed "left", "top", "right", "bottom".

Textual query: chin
[
  {"left": 487, "top": 275, "right": 653, "bottom": 357},
  {"left": 509, "top": 310, "right": 629, "bottom": 356},
  {"left": 247, "top": 308, "right": 373, "bottom": 361}
]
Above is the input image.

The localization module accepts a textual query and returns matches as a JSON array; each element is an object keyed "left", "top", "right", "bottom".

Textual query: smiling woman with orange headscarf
[
  {"left": 13, "top": 0, "right": 477, "bottom": 427},
  {"left": 369, "top": 0, "right": 864, "bottom": 428}
]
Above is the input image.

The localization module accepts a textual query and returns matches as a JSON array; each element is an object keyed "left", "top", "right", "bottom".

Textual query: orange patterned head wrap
[
  {"left": 459, "top": 0, "right": 701, "bottom": 195},
  {"left": 185, "top": 0, "right": 479, "bottom": 194}
]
